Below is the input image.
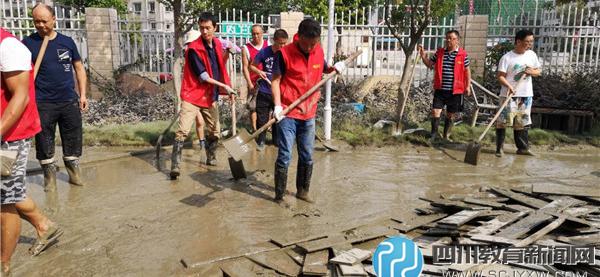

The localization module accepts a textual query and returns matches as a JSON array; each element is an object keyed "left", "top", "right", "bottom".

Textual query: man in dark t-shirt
[
  {"left": 22, "top": 3, "right": 88, "bottom": 191},
  {"left": 249, "top": 29, "right": 289, "bottom": 149}
]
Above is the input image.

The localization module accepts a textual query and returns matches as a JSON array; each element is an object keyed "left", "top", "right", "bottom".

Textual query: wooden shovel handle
[
  {"left": 243, "top": 50, "right": 363, "bottom": 143},
  {"left": 231, "top": 98, "right": 237, "bottom": 136},
  {"left": 34, "top": 35, "right": 50, "bottom": 79},
  {"left": 476, "top": 74, "right": 528, "bottom": 142}
]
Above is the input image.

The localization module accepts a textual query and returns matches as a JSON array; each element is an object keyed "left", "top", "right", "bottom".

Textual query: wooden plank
[
  {"left": 339, "top": 264, "right": 367, "bottom": 276},
  {"left": 391, "top": 213, "right": 447, "bottom": 233},
  {"left": 246, "top": 249, "right": 302, "bottom": 277},
  {"left": 489, "top": 187, "right": 548, "bottom": 209},
  {"left": 463, "top": 197, "right": 519, "bottom": 211},
  {"left": 422, "top": 264, "right": 447, "bottom": 275},
  {"left": 556, "top": 233, "right": 600, "bottom": 245},
  {"left": 495, "top": 210, "right": 554, "bottom": 239},
  {"left": 364, "top": 265, "right": 376, "bottom": 276},
  {"left": 330, "top": 248, "right": 371, "bottom": 266},
  {"left": 419, "top": 197, "right": 490, "bottom": 210},
  {"left": 284, "top": 247, "right": 304, "bottom": 265},
  {"left": 436, "top": 210, "right": 482, "bottom": 227},
  {"left": 467, "top": 211, "right": 529, "bottom": 237},
  {"left": 302, "top": 249, "right": 329, "bottom": 276},
  {"left": 220, "top": 257, "right": 269, "bottom": 277},
  {"left": 532, "top": 183, "right": 600, "bottom": 198},
  {"left": 470, "top": 235, "right": 520, "bottom": 245},
  {"left": 343, "top": 224, "right": 396, "bottom": 245},
  {"left": 298, "top": 235, "right": 347, "bottom": 253},
  {"left": 514, "top": 216, "right": 567, "bottom": 247},
  {"left": 271, "top": 234, "right": 328, "bottom": 248}
]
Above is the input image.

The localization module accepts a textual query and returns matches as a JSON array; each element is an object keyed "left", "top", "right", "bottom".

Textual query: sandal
[{"left": 29, "top": 224, "right": 63, "bottom": 256}]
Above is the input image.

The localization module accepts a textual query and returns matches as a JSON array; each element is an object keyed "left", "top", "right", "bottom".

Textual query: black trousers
[
  {"left": 256, "top": 92, "right": 276, "bottom": 145},
  {"left": 35, "top": 99, "right": 83, "bottom": 161}
]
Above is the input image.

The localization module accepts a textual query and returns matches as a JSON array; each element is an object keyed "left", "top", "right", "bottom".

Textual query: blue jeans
[{"left": 276, "top": 117, "right": 315, "bottom": 168}]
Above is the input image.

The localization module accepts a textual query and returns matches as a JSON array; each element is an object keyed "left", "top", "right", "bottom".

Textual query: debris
[
  {"left": 302, "top": 249, "right": 329, "bottom": 276},
  {"left": 329, "top": 248, "right": 371, "bottom": 266},
  {"left": 532, "top": 183, "right": 600, "bottom": 198}
]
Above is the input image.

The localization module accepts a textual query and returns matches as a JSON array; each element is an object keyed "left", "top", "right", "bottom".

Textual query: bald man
[{"left": 22, "top": 3, "right": 88, "bottom": 191}]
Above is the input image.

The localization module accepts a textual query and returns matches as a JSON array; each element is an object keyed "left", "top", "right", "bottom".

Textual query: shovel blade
[
  {"left": 223, "top": 129, "right": 257, "bottom": 161},
  {"left": 464, "top": 142, "right": 482, "bottom": 165},
  {"left": 228, "top": 157, "right": 247, "bottom": 180}
]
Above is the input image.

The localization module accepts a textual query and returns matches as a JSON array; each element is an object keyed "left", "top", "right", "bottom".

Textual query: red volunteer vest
[
  {"left": 0, "top": 28, "right": 41, "bottom": 142},
  {"left": 181, "top": 37, "right": 231, "bottom": 108},
  {"left": 279, "top": 42, "right": 325, "bottom": 120},
  {"left": 433, "top": 47, "right": 468, "bottom": 94},
  {"left": 246, "top": 39, "right": 268, "bottom": 85}
]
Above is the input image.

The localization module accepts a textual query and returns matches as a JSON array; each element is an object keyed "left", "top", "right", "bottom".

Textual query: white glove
[
  {"left": 224, "top": 85, "right": 237, "bottom": 96},
  {"left": 274, "top": 105, "right": 285, "bottom": 122},
  {"left": 333, "top": 61, "right": 346, "bottom": 73}
]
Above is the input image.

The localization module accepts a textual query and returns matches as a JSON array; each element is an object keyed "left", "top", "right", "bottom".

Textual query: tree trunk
[{"left": 395, "top": 50, "right": 416, "bottom": 134}]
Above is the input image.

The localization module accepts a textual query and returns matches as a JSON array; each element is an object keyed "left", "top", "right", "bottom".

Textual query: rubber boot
[
  {"left": 495, "top": 128, "right": 506, "bottom": 157},
  {"left": 274, "top": 165, "right": 288, "bottom": 203},
  {"left": 430, "top": 117, "right": 441, "bottom": 141},
  {"left": 295, "top": 163, "right": 314, "bottom": 203},
  {"left": 64, "top": 159, "right": 84, "bottom": 186},
  {"left": 41, "top": 162, "right": 57, "bottom": 192},
  {"left": 515, "top": 129, "right": 534, "bottom": 156},
  {"left": 205, "top": 138, "right": 218, "bottom": 166},
  {"left": 170, "top": 140, "right": 183, "bottom": 179},
  {"left": 443, "top": 117, "right": 454, "bottom": 141},
  {"left": 198, "top": 139, "right": 206, "bottom": 150}
]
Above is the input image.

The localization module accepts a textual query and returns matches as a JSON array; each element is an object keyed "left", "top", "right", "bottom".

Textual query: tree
[
  {"left": 55, "top": 0, "right": 128, "bottom": 14},
  {"left": 384, "top": 0, "right": 460, "bottom": 134}
]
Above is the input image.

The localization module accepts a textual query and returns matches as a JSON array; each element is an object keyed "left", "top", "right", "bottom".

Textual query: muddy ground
[{"left": 9, "top": 143, "right": 600, "bottom": 276}]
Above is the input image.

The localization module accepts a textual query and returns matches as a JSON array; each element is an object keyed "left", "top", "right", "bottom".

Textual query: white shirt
[
  {"left": 242, "top": 40, "right": 269, "bottom": 61},
  {"left": 0, "top": 37, "right": 32, "bottom": 72},
  {"left": 497, "top": 49, "right": 541, "bottom": 97}
]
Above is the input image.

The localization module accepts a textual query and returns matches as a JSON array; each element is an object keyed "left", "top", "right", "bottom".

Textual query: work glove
[
  {"left": 333, "top": 61, "right": 346, "bottom": 73},
  {"left": 274, "top": 105, "right": 285, "bottom": 122}
]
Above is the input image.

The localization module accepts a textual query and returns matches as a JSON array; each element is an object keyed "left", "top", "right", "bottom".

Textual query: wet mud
[{"left": 10, "top": 143, "right": 599, "bottom": 276}]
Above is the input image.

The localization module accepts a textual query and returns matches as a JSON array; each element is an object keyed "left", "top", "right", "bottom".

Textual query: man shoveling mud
[
  {"left": 170, "top": 12, "right": 235, "bottom": 179},
  {"left": 271, "top": 19, "right": 346, "bottom": 204},
  {"left": 495, "top": 29, "right": 541, "bottom": 157},
  {"left": 419, "top": 30, "right": 471, "bottom": 142}
]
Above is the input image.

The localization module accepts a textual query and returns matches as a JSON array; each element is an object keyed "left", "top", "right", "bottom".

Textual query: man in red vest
[
  {"left": 419, "top": 30, "right": 471, "bottom": 141},
  {"left": 170, "top": 13, "right": 235, "bottom": 179},
  {"left": 242, "top": 25, "right": 268, "bottom": 132},
  {"left": 271, "top": 19, "right": 345, "bottom": 204},
  {"left": 1, "top": 27, "right": 62, "bottom": 274}
]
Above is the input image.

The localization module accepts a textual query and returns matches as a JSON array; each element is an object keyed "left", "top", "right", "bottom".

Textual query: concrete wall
[
  {"left": 85, "top": 8, "right": 120, "bottom": 81},
  {"left": 457, "top": 15, "right": 488, "bottom": 79}
]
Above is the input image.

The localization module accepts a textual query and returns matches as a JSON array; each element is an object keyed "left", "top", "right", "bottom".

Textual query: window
[
  {"left": 166, "top": 24, "right": 171, "bottom": 30},
  {"left": 133, "top": 2, "right": 142, "bottom": 14},
  {"left": 151, "top": 23, "right": 156, "bottom": 30},
  {"left": 149, "top": 2, "right": 155, "bottom": 13}
]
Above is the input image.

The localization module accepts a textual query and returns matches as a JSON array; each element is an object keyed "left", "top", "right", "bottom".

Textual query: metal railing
[{"left": 1, "top": 0, "right": 88, "bottom": 64}]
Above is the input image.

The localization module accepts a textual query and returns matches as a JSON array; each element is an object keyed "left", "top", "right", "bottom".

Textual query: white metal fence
[
  {"left": 488, "top": 3, "right": 599, "bottom": 73},
  {"left": 1, "top": 0, "right": 88, "bottom": 64}
]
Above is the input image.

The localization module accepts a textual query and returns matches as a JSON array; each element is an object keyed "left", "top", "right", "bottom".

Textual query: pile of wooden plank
[{"left": 217, "top": 184, "right": 600, "bottom": 276}]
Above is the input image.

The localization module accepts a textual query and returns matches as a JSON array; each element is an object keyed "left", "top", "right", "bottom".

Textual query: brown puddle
[{"left": 11, "top": 144, "right": 600, "bottom": 275}]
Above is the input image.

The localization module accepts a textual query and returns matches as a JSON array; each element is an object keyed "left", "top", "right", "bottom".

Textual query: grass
[{"left": 80, "top": 119, "right": 600, "bottom": 148}]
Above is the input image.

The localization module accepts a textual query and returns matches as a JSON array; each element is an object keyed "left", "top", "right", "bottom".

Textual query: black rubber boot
[
  {"left": 430, "top": 117, "right": 441, "bottom": 139},
  {"left": 495, "top": 128, "right": 506, "bottom": 157},
  {"left": 41, "top": 162, "right": 57, "bottom": 192},
  {"left": 295, "top": 163, "right": 314, "bottom": 203},
  {"left": 274, "top": 165, "right": 288, "bottom": 203},
  {"left": 443, "top": 116, "right": 454, "bottom": 141},
  {"left": 64, "top": 159, "right": 84, "bottom": 186},
  {"left": 170, "top": 140, "right": 184, "bottom": 179},
  {"left": 515, "top": 129, "right": 534, "bottom": 156},
  {"left": 205, "top": 138, "right": 218, "bottom": 166}
]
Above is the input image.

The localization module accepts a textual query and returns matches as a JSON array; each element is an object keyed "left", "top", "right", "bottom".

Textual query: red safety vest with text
[
  {"left": 433, "top": 47, "right": 468, "bottom": 95},
  {"left": 279, "top": 42, "right": 325, "bottom": 120},
  {"left": 0, "top": 28, "right": 41, "bottom": 142},
  {"left": 181, "top": 37, "right": 230, "bottom": 108},
  {"left": 246, "top": 39, "right": 268, "bottom": 85}
]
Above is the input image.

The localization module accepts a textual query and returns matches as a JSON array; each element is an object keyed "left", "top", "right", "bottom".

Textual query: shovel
[
  {"left": 223, "top": 51, "right": 362, "bottom": 176},
  {"left": 227, "top": 97, "right": 247, "bottom": 180},
  {"left": 464, "top": 74, "right": 527, "bottom": 165}
]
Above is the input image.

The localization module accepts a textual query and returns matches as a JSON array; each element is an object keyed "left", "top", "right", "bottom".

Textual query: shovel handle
[
  {"left": 34, "top": 35, "right": 50, "bottom": 79},
  {"left": 476, "top": 74, "right": 528, "bottom": 142},
  {"left": 242, "top": 50, "right": 363, "bottom": 143},
  {"left": 231, "top": 98, "right": 237, "bottom": 136}
]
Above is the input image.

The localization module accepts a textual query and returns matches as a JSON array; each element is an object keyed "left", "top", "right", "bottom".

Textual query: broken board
[
  {"left": 330, "top": 248, "right": 371, "bottom": 266},
  {"left": 246, "top": 249, "right": 301, "bottom": 277},
  {"left": 302, "top": 249, "right": 329, "bottom": 276},
  {"left": 467, "top": 211, "right": 529, "bottom": 237},
  {"left": 532, "top": 183, "right": 600, "bottom": 198},
  {"left": 489, "top": 187, "right": 549, "bottom": 209},
  {"left": 391, "top": 213, "right": 448, "bottom": 233}
]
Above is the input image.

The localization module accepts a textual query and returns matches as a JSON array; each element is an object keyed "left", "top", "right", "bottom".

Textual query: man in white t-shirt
[{"left": 495, "top": 29, "right": 542, "bottom": 157}]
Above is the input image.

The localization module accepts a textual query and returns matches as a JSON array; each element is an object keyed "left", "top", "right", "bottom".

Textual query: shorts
[
  {"left": 496, "top": 96, "right": 533, "bottom": 130},
  {"left": 432, "top": 90, "right": 464, "bottom": 113},
  {"left": 1, "top": 139, "right": 30, "bottom": 205}
]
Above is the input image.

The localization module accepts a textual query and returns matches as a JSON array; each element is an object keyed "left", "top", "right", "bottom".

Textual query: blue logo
[{"left": 373, "top": 236, "right": 423, "bottom": 277}]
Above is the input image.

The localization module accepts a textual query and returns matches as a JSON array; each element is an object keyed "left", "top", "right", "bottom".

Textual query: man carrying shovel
[
  {"left": 495, "top": 29, "right": 541, "bottom": 157},
  {"left": 170, "top": 12, "right": 235, "bottom": 179},
  {"left": 419, "top": 30, "right": 471, "bottom": 142},
  {"left": 271, "top": 19, "right": 346, "bottom": 204}
]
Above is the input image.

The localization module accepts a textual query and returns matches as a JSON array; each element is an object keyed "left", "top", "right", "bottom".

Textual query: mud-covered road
[{"left": 10, "top": 143, "right": 599, "bottom": 276}]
